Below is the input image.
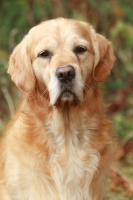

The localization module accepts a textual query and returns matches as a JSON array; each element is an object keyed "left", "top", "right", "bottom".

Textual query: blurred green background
[{"left": 0, "top": 0, "right": 133, "bottom": 199}]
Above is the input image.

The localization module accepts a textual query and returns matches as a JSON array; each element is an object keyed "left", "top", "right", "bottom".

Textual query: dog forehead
[{"left": 28, "top": 18, "right": 92, "bottom": 46}]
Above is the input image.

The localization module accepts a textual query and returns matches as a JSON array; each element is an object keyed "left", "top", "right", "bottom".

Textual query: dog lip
[
  {"left": 60, "top": 90, "right": 74, "bottom": 101},
  {"left": 54, "top": 90, "right": 79, "bottom": 107},
  {"left": 61, "top": 89, "right": 73, "bottom": 96}
]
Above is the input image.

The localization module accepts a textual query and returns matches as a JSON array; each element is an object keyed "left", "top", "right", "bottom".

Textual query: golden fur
[{"left": 0, "top": 18, "right": 116, "bottom": 200}]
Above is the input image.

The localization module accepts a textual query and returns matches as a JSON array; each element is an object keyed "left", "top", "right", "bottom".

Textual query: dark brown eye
[
  {"left": 38, "top": 50, "right": 52, "bottom": 58},
  {"left": 74, "top": 46, "right": 87, "bottom": 55}
]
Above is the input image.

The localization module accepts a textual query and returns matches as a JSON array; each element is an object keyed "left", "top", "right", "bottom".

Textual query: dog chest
[{"left": 5, "top": 131, "right": 100, "bottom": 200}]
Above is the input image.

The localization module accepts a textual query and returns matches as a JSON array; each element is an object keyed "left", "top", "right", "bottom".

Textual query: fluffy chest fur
[
  {"left": 4, "top": 106, "right": 102, "bottom": 200},
  {"left": 43, "top": 110, "right": 100, "bottom": 200}
]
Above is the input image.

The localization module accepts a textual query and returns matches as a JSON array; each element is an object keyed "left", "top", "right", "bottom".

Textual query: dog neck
[{"left": 19, "top": 86, "right": 107, "bottom": 134}]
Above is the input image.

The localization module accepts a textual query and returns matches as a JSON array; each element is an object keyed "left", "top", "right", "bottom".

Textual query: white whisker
[
  {"left": 41, "top": 88, "right": 48, "bottom": 96},
  {"left": 85, "top": 84, "right": 91, "bottom": 90},
  {"left": 84, "top": 86, "right": 90, "bottom": 96}
]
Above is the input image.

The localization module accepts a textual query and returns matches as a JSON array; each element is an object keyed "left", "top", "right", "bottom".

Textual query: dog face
[{"left": 8, "top": 18, "right": 115, "bottom": 107}]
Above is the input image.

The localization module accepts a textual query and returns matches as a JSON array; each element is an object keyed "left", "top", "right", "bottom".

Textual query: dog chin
[
  {"left": 54, "top": 91, "right": 79, "bottom": 107},
  {"left": 61, "top": 91, "right": 74, "bottom": 101}
]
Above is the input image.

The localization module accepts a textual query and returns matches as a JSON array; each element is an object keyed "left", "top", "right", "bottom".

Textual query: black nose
[{"left": 56, "top": 65, "right": 75, "bottom": 82}]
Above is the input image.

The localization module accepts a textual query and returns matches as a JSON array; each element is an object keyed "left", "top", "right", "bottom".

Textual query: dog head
[{"left": 8, "top": 18, "right": 115, "bottom": 107}]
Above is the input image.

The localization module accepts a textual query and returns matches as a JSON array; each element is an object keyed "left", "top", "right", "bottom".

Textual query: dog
[{"left": 0, "top": 18, "right": 116, "bottom": 200}]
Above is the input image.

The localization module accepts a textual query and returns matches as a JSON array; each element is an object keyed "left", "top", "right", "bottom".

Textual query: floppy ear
[
  {"left": 91, "top": 29, "right": 116, "bottom": 82},
  {"left": 8, "top": 36, "right": 36, "bottom": 93}
]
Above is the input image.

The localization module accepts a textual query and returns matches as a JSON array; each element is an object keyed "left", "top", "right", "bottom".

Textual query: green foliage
[
  {"left": 0, "top": 0, "right": 28, "bottom": 49},
  {"left": 113, "top": 113, "right": 133, "bottom": 138}
]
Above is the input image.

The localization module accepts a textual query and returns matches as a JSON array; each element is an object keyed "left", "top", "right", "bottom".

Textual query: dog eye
[
  {"left": 38, "top": 50, "right": 51, "bottom": 58},
  {"left": 74, "top": 46, "right": 87, "bottom": 55}
]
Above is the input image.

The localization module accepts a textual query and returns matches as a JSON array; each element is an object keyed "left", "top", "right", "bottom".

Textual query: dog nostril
[
  {"left": 56, "top": 65, "right": 75, "bottom": 82},
  {"left": 67, "top": 70, "right": 74, "bottom": 80},
  {"left": 58, "top": 72, "right": 64, "bottom": 79}
]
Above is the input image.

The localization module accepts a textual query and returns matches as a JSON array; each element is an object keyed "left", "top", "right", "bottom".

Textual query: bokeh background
[{"left": 0, "top": 0, "right": 133, "bottom": 199}]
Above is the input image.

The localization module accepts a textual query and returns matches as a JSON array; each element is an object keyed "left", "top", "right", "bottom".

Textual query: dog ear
[
  {"left": 91, "top": 29, "right": 116, "bottom": 82},
  {"left": 8, "top": 36, "right": 36, "bottom": 93}
]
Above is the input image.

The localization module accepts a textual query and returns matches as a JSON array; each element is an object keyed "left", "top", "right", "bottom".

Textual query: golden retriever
[{"left": 0, "top": 18, "right": 116, "bottom": 200}]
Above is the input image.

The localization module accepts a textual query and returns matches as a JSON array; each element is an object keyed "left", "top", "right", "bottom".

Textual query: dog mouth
[{"left": 54, "top": 90, "right": 79, "bottom": 107}]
